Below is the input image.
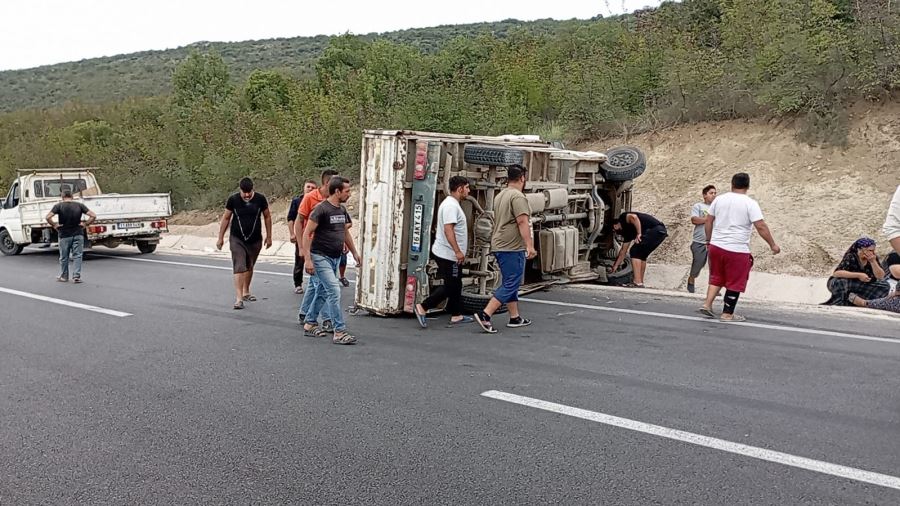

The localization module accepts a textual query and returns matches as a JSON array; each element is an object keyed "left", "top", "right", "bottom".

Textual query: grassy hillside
[
  {"left": 0, "top": 18, "right": 581, "bottom": 112},
  {"left": 1, "top": 0, "right": 898, "bottom": 213}
]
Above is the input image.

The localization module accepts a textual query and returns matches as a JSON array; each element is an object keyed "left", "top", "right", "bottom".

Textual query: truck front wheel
[
  {"left": 136, "top": 242, "right": 157, "bottom": 254},
  {"left": 0, "top": 229, "right": 25, "bottom": 256}
]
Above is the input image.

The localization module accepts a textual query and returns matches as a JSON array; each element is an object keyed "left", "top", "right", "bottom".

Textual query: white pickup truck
[{"left": 0, "top": 168, "right": 172, "bottom": 256}]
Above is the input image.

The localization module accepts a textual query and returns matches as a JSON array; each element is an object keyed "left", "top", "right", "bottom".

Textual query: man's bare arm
[
  {"left": 704, "top": 215, "right": 715, "bottom": 242},
  {"left": 84, "top": 210, "right": 97, "bottom": 226},
  {"left": 753, "top": 219, "right": 780, "bottom": 253},
  {"left": 216, "top": 210, "right": 232, "bottom": 242},
  {"left": 444, "top": 223, "right": 464, "bottom": 261},
  {"left": 691, "top": 216, "right": 706, "bottom": 225},
  {"left": 45, "top": 212, "right": 57, "bottom": 228}
]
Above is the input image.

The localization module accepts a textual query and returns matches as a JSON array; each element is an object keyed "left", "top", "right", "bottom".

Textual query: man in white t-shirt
[
  {"left": 885, "top": 185, "right": 900, "bottom": 255},
  {"left": 698, "top": 173, "right": 780, "bottom": 322},
  {"left": 414, "top": 176, "right": 473, "bottom": 328}
]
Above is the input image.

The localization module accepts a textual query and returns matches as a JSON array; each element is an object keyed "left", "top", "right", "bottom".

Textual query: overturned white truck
[{"left": 354, "top": 130, "right": 646, "bottom": 316}]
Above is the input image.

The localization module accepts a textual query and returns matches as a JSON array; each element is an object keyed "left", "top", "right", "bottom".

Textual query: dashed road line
[
  {"left": 482, "top": 390, "right": 900, "bottom": 491},
  {"left": 0, "top": 286, "right": 132, "bottom": 317}
]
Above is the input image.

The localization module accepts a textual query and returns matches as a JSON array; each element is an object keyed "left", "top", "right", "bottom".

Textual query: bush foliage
[{"left": 1, "top": 1, "right": 898, "bottom": 209}]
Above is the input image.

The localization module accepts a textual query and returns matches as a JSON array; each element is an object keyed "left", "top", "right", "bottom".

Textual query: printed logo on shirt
[{"left": 329, "top": 214, "right": 347, "bottom": 225}]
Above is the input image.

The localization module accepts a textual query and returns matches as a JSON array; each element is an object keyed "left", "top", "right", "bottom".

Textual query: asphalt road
[{"left": 1, "top": 247, "right": 899, "bottom": 504}]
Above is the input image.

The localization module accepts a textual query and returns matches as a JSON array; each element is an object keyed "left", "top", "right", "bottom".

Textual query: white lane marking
[
  {"left": 90, "top": 254, "right": 895, "bottom": 344},
  {"left": 520, "top": 297, "right": 899, "bottom": 345},
  {"left": 89, "top": 253, "right": 291, "bottom": 277},
  {"left": 0, "top": 286, "right": 132, "bottom": 318},
  {"left": 482, "top": 390, "right": 900, "bottom": 491}
]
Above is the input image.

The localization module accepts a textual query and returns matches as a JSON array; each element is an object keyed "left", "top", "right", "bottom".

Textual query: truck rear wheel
[
  {"left": 460, "top": 287, "right": 508, "bottom": 315},
  {"left": 0, "top": 229, "right": 24, "bottom": 256},
  {"left": 136, "top": 242, "right": 157, "bottom": 254}
]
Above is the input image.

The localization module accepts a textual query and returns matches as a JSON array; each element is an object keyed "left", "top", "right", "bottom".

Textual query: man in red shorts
[{"left": 698, "top": 173, "right": 780, "bottom": 322}]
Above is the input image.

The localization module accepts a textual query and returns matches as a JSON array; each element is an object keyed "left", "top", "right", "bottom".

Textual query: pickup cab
[
  {"left": 354, "top": 130, "right": 648, "bottom": 316},
  {"left": 0, "top": 168, "right": 172, "bottom": 256}
]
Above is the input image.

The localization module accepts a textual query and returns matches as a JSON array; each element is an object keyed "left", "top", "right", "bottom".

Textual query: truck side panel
[
  {"left": 355, "top": 134, "right": 409, "bottom": 315},
  {"left": 19, "top": 194, "right": 172, "bottom": 227}
]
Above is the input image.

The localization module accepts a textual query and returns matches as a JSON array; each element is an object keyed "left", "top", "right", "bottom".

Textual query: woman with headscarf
[{"left": 823, "top": 238, "right": 890, "bottom": 306}]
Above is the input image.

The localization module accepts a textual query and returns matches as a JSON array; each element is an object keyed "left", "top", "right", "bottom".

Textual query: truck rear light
[
  {"left": 150, "top": 220, "right": 167, "bottom": 229},
  {"left": 414, "top": 141, "right": 427, "bottom": 180},
  {"left": 403, "top": 275, "right": 417, "bottom": 313},
  {"left": 87, "top": 225, "right": 107, "bottom": 234}
]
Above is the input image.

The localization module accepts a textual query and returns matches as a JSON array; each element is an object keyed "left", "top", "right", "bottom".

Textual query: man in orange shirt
[{"left": 295, "top": 169, "right": 339, "bottom": 327}]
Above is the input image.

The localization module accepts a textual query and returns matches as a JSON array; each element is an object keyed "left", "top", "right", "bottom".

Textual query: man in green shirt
[{"left": 475, "top": 165, "right": 537, "bottom": 334}]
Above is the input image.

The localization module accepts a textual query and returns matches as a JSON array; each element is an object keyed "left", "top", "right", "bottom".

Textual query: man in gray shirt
[{"left": 687, "top": 185, "right": 716, "bottom": 293}]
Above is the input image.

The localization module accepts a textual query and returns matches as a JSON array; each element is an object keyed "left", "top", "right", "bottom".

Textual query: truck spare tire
[
  {"left": 601, "top": 146, "right": 646, "bottom": 182},
  {"left": 463, "top": 144, "right": 526, "bottom": 167}
]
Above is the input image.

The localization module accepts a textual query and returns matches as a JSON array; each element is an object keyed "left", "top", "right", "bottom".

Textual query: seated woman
[
  {"left": 823, "top": 237, "right": 891, "bottom": 306},
  {"left": 849, "top": 287, "right": 900, "bottom": 314}
]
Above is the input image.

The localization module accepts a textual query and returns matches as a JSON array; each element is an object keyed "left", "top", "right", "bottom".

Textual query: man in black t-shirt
[
  {"left": 216, "top": 177, "right": 273, "bottom": 310},
  {"left": 610, "top": 211, "right": 668, "bottom": 288},
  {"left": 287, "top": 179, "right": 318, "bottom": 294},
  {"left": 45, "top": 190, "right": 97, "bottom": 283},
  {"left": 301, "top": 176, "right": 361, "bottom": 345}
]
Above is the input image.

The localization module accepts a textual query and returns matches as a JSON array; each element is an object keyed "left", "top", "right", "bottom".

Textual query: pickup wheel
[
  {"left": 136, "top": 242, "right": 157, "bottom": 254},
  {"left": 463, "top": 144, "right": 526, "bottom": 167},
  {"left": 0, "top": 229, "right": 24, "bottom": 256},
  {"left": 600, "top": 146, "right": 647, "bottom": 182}
]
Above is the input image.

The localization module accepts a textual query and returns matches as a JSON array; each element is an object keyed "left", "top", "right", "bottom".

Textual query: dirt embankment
[
  {"left": 589, "top": 102, "right": 900, "bottom": 276},
  {"left": 169, "top": 194, "right": 361, "bottom": 243},
  {"left": 170, "top": 102, "right": 899, "bottom": 276}
]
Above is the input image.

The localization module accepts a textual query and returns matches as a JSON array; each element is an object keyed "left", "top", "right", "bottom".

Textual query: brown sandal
[{"left": 332, "top": 332, "right": 357, "bottom": 345}]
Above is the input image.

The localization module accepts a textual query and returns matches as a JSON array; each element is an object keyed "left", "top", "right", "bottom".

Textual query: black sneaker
[
  {"left": 474, "top": 312, "right": 497, "bottom": 334},
  {"left": 340, "top": 278, "right": 350, "bottom": 287},
  {"left": 507, "top": 316, "right": 531, "bottom": 328},
  {"left": 322, "top": 320, "right": 334, "bottom": 333},
  {"left": 298, "top": 312, "right": 306, "bottom": 323}
]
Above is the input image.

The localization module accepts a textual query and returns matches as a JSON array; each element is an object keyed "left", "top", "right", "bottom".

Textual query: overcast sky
[{"left": 0, "top": 0, "right": 663, "bottom": 71}]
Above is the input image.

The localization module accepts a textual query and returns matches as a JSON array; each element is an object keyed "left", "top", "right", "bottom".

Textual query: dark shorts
[
  {"left": 708, "top": 244, "right": 753, "bottom": 292},
  {"left": 230, "top": 237, "right": 262, "bottom": 274},
  {"left": 630, "top": 226, "right": 667, "bottom": 261},
  {"left": 493, "top": 251, "right": 526, "bottom": 304},
  {"left": 689, "top": 242, "right": 708, "bottom": 278}
]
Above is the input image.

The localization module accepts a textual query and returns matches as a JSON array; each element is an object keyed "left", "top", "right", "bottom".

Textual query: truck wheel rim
[{"left": 607, "top": 150, "right": 637, "bottom": 168}]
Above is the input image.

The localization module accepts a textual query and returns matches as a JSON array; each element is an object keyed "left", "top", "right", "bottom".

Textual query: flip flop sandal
[
  {"left": 697, "top": 307, "right": 715, "bottom": 318},
  {"left": 304, "top": 325, "right": 327, "bottom": 337},
  {"left": 414, "top": 308, "right": 428, "bottom": 328},
  {"left": 720, "top": 315, "right": 747, "bottom": 322},
  {"left": 332, "top": 333, "right": 357, "bottom": 345},
  {"left": 448, "top": 316, "right": 474, "bottom": 325},
  {"left": 233, "top": 301, "right": 245, "bottom": 310},
  {"left": 242, "top": 295, "right": 258, "bottom": 302}
]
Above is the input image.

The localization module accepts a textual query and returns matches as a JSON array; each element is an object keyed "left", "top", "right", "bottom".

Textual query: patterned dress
[{"left": 824, "top": 248, "right": 891, "bottom": 305}]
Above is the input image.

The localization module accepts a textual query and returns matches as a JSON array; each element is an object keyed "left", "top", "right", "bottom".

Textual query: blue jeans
[
  {"left": 300, "top": 271, "right": 332, "bottom": 321},
  {"left": 59, "top": 235, "right": 84, "bottom": 279},
  {"left": 304, "top": 254, "right": 345, "bottom": 332},
  {"left": 493, "top": 251, "right": 525, "bottom": 304}
]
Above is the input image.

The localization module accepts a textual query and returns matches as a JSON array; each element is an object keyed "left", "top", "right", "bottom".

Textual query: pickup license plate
[
  {"left": 411, "top": 203, "right": 423, "bottom": 253},
  {"left": 117, "top": 222, "right": 142, "bottom": 230}
]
